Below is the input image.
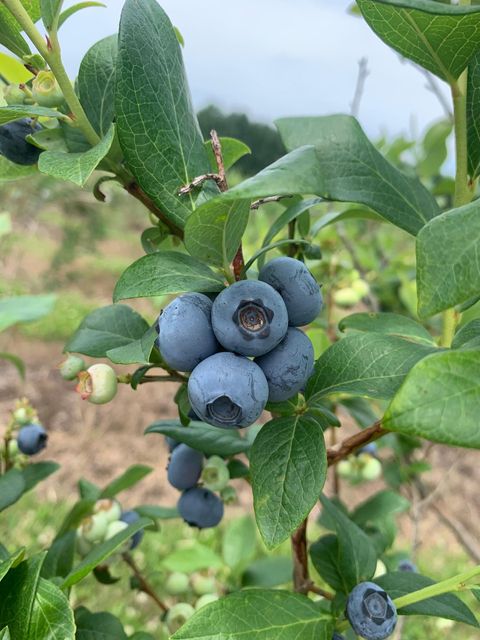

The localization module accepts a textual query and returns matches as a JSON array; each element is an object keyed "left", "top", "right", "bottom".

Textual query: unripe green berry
[
  {"left": 59, "top": 354, "right": 85, "bottom": 380},
  {"left": 93, "top": 499, "right": 122, "bottom": 524},
  {"left": 166, "top": 603, "right": 195, "bottom": 633},
  {"left": 201, "top": 456, "right": 230, "bottom": 492},
  {"left": 333, "top": 288, "right": 361, "bottom": 308},
  {"left": 32, "top": 71, "right": 64, "bottom": 107},
  {"left": 337, "top": 459, "right": 353, "bottom": 479},
  {"left": 165, "top": 572, "right": 190, "bottom": 595},
  {"left": 195, "top": 593, "right": 219, "bottom": 610},
  {"left": 3, "top": 84, "right": 26, "bottom": 105},
  {"left": 105, "top": 520, "right": 128, "bottom": 540},
  {"left": 191, "top": 574, "right": 216, "bottom": 596},
  {"left": 13, "top": 407, "right": 30, "bottom": 425},
  {"left": 220, "top": 485, "right": 237, "bottom": 505},
  {"left": 8, "top": 439, "right": 19, "bottom": 458},
  {"left": 351, "top": 278, "right": 370, "bottom": 298},
  {"left": 76, "top": 364, "right": 118, "bottom": 405},
  {"left": 359, "top": 454, "right": 382, "bottom": 481},
  {"left": 79, "top": 512, "right": 109, "bottom": 544}
]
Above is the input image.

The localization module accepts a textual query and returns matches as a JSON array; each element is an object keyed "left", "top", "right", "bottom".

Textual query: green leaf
[
  {"left": 172, "top": 590, "right": 334, "bottom": 640},
  {"left": 0, "top": 627, "right": 10, "bottom": 640},
  {"left": 339, "top": 312, "right": 435, "bottom": 345},
  {"left": 27, "top": 577, "right": 76, "bottom": 640},
  {"left": 57, "top": 1, "right": 105, "bottom": 29},
  {"left": 468, "top": 51, "right": 480, "bottom": 179},
  {"left": 0, "top": 105, "right": 69, "bottom": 125},
  {"left": 134, "top": 504, "right": 178, "bottom": 520},
  {"left": 106, "top": 324, "right": 158, "bottom": 365},
  {"left": 0, "top": 156, "right": 37, "bottom": 182},
  {"left": 0, "top": 548, "right": 26, "bottom": 584},
  {"left": 263, "top": 115, "right": 439, "bottom": 236},
  {"left": 416, "top": 201, "right": 480, "bottom": 317},
  {"left": 78, "top": 478, "right": 101, "bottom": 501},
  {"left": 376, "top": 573, "right": 479, "bottom": 627},
  {"left": 0, "top": 463, "right": 58, "bottom": 512},
  {"left": 306, "top": 333, "right": 437, "bottom": 403},
  {"left": 75, "top": 610, "right": 127, "bottom": 640},
  {"left": 242, "top": 239, "right": 311, "bottom": 276},
  {"left": 351, "top": 490, "right": 410, "bottom": 526},
  {"left": 384, "top": 349, "right": 480, "bottom": 448},
  {"left": 145, "top": 420, "right": 250, "bottom": 456},
  {"left": 310, "top": 207, "right": 384, "bottom": 237},
  {"left": 0, "top": 5, "right": 31, "bottom": 59},
  {"left": 64, "top": 304, "right": 149, "bottom": 357},
  {"left": 317, "top": 495, "right": 377, "bottom": 591},
  {"left": 357, "top": 0, "right": 480, "bottom": 82},
  {"left": 340, "top": 397, "right": 379, "bottom": 428},
  {"left": 38, "top": 124, "right": 114, "bottom": 186},
  {"left": 222, "top": 516, "right": 257, "bottom": 570},
  {"left": 162, "top": 543, "right": 223, "bottom": 573},
  {"left": 41, "top": 531, "right": 76, "bottom": 580},
  {"left": 250, "top": 414, "right": 327, "bottom": 549},
  {"left": 27, "top": 127, "right": 69, "bottom": 152},
  {"left": 417, "top": 120, "right": 452, "bottom": 180},
  {"left": 22, "top": 461, "right": 59, "bottom": 492},
  {"left": 61, "top": 518, "right": 152, "bottom": 588},
  {"left": 113, "top": 251, "right": 224, "bottom": 302},
  {"left": 100, "top": 465, "right": 153, "bottom": 498},
  {"left": 204, "top": 137, "right": 251, "bottom": 172},
  {"left": 55, "top": 499, "right": 96, "bottom": 538},
  {"left": 452, "top": 319, "right": 480, "bottom": 349},
  {"left": 0, "top": 294, "right": 56, "bottom": 332},
  {"left": 241, "top": 557, "right": 292, "bottom": 588},
  {"left": 116, "top": 0, "right": 212, "bottom": 229},
  {"left": 0, "top": 52, "right": 33, "bottom": 84},
  {"left": 0, "top": 352, "right": 25, "bottom": 379},
  {"left": 310, "top": 534, "right": 347, "bottom": 593},
  {"left": 40, "top": 0, "right": 62, "bottom": 30},
  {"left": 184, "top": 197, "right": 251, "bottom": 268},
  {"left": 78, "top": 34, "right": 117, "bottom": 137}
]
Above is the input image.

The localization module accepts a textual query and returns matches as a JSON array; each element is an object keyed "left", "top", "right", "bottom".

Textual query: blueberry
[
  {"left": 157, "top": 293, "right": 220, "bottom": 372},
  {"left": 166, "top": 436, "right": 180, "bottom": 452},
  {"left": 211, "top": 280, "right": 288, "bottom": 356},
  {"left": 332, "top": 634, "right": 345, "bottom": 640},
  {"left": 255, "top": 327, "right": 314, "bottom": 402},
  {"left": 0, "top": 119, "right": 42, "bottom": 166},
  {"left": 177, "top": 487, "right": 224, "bottom": 529},
  {"left": 167, "top": 443, "right": 204, "bottom": 490},
  {"left": 398, "top": 559, "right": 417, "bottom": 573},
  {"left": 259, "top": 257, "right": 323, "bottom": 326},
  {"left": 188, "top": 352, "right": 268, "bottom": 428},
  {"left": 346, "top": 582, "right": 397, "bottom": 640},
  {"left": 120, "top": 510, "right": 144, "bottom": 549},
  {"left": 357, "top": 442, "right": 378, "bottom": 457},
  {"left": 17, "top": 423, "right": 48, "bottom": 455}
]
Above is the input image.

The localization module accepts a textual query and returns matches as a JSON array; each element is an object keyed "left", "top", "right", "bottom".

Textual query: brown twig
[
  {"left": 178, "top": 173, "right": 224, "bottom": 195},
  {"left": 125, "top": 181, "right": 184, "bottom": 239},
  {"left": 210, "top": 130, "right": 228, "bottom": 192},
  {"left": 327, "top": 421, "right": 386, "bottom": 467},
  {"left": 251, "top": 195, "right": 293, "bottom": 210},
  {"left": 291, "top": 519, "right": 310, "bottom": 593},
  {"left": 307, "top": 582, "right": 335, "bottom": 600},
  {"left": 122, "top": 552, "right": 168, "bottom": 613}
]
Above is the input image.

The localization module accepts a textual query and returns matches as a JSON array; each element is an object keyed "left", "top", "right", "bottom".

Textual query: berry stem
[
  {"left": 291, "top": 519, "right": 310, "bottom": 593},
  {"left": 326, "top": 420, "right": 385, "bottom": 466},
  {"left": 122, "top": 552, "right": 168, "bottom": 613}
]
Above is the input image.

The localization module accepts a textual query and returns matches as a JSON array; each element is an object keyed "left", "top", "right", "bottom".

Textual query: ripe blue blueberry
[
  {"left": 120, "top": 510, "right": 144, "bottom": 549},
  {"left": 188, "top": 352, "right": 268, "bottom": 428},
  {"left": 166, "top": 436, "right": 180, "bottom": 452},
  {"left": 17, "top": 423, "right": 48, "bottom": 455},
  {"left": 0, "top": 119, "right": 42, "bottom": 166},
  {"left": 398, "top": 559, "right": 417, "bottom": 573},
  {"left": 255, "top": 327, "right": 314, "bottom": 402},
  {"left": 177, "top": 487, "right": 224, "bottom": 529},
  {"left": 167, "top": 444, "right": 204, "bottom": 491},
  {"left": 211, "top": 280, "right": 288, "bottom": 356},
  {"left": 346, "top": 581, "right": 397, "bottom": 640},
  {"left": 157, "top": 293, "right": 220, "bottom": 372},
  {"left": 258, "top": 256, "right": 323, "bottom": 326}
]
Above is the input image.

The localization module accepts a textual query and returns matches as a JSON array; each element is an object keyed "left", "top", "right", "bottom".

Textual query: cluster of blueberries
[
  {"left": 157, "top": 256, "right": 323, "bottom": 430},
  {"left": 163, "top": 571, "right": 219, "bottom": 633},
  {"left": 76, "top": 498, "right": 143, "bottom": 556}
]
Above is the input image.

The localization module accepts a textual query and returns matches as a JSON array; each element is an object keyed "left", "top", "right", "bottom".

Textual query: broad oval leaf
[
  {"left": 222, "top": 516, "right": 257, "bottom": 571},
  {"left": 339, "top": 312, "right": 435, "bottom": 345},
  {"left": 172, "top": 590, "right": 334, "bottom": 640},
  {"left": 145, "top": 420, "right": 250, "bottom": 456},
  {"left": 0, "top": 294, "right": 56, "bottom": 332},
  {"left": 358, "top": 0, "right": 480, "bottom": 81},
  {"left": 58, "top": 2, "right": 105, "bottom": 29},
  {"left": 452, "top": 319, "right": 480, "bottom": 349},
  {"left": 241, "top": 557, "right": 292, "bottom": 588},
  {"left": 99, "top": 464, "right": 153, "bottom": 499},
  {"left": 28, "top": 577, "right": 76, "bottom": 640},
  {"left": 106, "top": 323, "right": 158, "bottom": 365},
  {"left": 467, "top": 51, "right": 480, "bottom": 179},
  {"left": 184, "top": 197, "right": 251, "bottom": 268},
  {"left": 0, "top": 105, "right": 69, "bottom": 125},
  {"left": 75, "top": 609, "right": 128, "bottom": 640},
  {"left": 116, "top": 0, "right": 212, "bottom": 229},
  {"left": 204, "top": 137, "right": 251, "bottom": 173},
  {"left": 384, "top": 349, "right": 480, "bottom": 448},
  {"left": 417, "top": 201, "right": 480, "bottom": 317},
  {"left": 306, "top": 333, "right": 437, "bottom": 404},
  {"left": 40, "top": 0, "right": 62, "bottom": 30},
  {"left": 250, "top": 414, "right": 327, "bottom": 549},
  {"left": 0, "top": 52, "right": 33, "bottom": 84},
  {"left": 113, "top": 251, "right": 225, "bottom": 302},
  {"left": 0, "top": 156, "right": 37, "bottom": 183},
  {"left": 65, "top": 304, "right": 149, "bottom": 357},
  {"left": 0, "top": 548, "right": 26, "bottom": 584}
]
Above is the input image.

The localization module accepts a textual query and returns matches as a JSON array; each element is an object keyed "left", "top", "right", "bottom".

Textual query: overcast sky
[{"left": 21, "top": 1, "right": 454, "bottom": 138}]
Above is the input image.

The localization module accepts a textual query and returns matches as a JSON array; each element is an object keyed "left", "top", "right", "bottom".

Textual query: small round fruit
[
  {"left": 17, "top": 424, "right": 48, "bottom": 455},
  {"left": 76, "top": 530, "right": 94, "bottom": 557},
  {"left": 120, "top": 510, "right": 144, "bottom": 549},
  {"left": 191, "top": 574, "right": 216, "bottom": 596},
  {"left": 337, "top": 459, "right": 353, "bottom": 479},
  {"left": 12, "top": 407, "right": 29, "bottom": 425},
  {"left": 93, "top": 499, "right": 122, "bottom": 524},
  {"left": 359, "top": 454, "right": 382, "bottom": 482},
  {"left": 398, "top": 559, "right": 417, "bottom": 573},
  {"left": 346, "top": 582, "right": 397, "bottom": 640},
  {"left": 211, "top": 280, "right": 288, "bottom": 356},
  {"left": 76, "top": 364, "right": 118, "bottom": 405},
  {"left": 200, "top": 456, "right": 230, "bottom": 492},
  {"left": 157, "top": 293, "right": 220, "bottom": 372},
  {"left": 188, "top": 352, "right": 268, "bottom": 429},
  {"left": 166, "top": 436, "right": 180, "bottom": 452},
  {"left": 3, "top": 84, "right": 26, "bottom": 105},
  {"left": 220, "top": 485, "right": 237, "bottom": 505},
  {"left": 255, "top": 327, "right": 314, "bottom": 402},
  {"left": 166, "top": 603, "right": 195, "bottom": 633},
  {"left": 79, "top": 512, "right": 109, "bottom": 543},
  {"left": 0, "top": 119, "right": 42, "bottom": 166},
  {"left": 167, "top": 444, "right": 204, "bottom": 491},
  {"left": 59, "top": 354, "right": 85, "bottom": 380},
  {"left": 6, "top": 439, "right": 19, "bottom": 458},
  {"left": 333, "top": 288, "right": 360, "bottom": 308},
  {"left": 178, "top": 487, "right": 224, "bottom": 529},
  {"left": 352, "top": 279, "right": 370, "bottom": 298},
  {"left": 32, "top": 70, "right": 64, "bottom": 107},
  {"left": 165, "top": 571, "right": 190, "bottom": 596},
  {"left": 258, "top": 257, "right": 323, "bottom": 326},
  {"left": 195, "top": 593, "right": 219, "bottom": 610},
  {"left": 105, "top": 520, "right": 128, "bottom": 540}
]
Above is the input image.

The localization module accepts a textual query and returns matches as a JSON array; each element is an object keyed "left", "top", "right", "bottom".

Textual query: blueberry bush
[{"left": 0, "top": 0, "right": 480, "bottom": 638}]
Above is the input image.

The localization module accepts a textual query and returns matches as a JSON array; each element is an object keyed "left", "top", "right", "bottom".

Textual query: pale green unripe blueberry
[
  {"left": 59, "top": 354, "right": 85, "bottom": 380},
  {"left": 337, "top": 459, "right": 353, "bottom": 479},
  {"left": 105, "top": 520, "right": 129, "bottom": 553},
  {"left": 351, "top": 279, "right": 370, "bottom": 298},
  {"left": 77, "top": 364, "right": 118, "bottom": 405},
  {"left": 76, "top": 529, "right": 94, "bottom": 557},
  {"left": 3, "top": 84, "right": 26, "bottom": 105},
  {"left": 32, "top": 71, "right": 64, "bottom": 107},
  {"left": 200, "top": 456, "right": 230, "bottom": 492},
  {"left": 359, "top": 454, "right": 382, "bottom": 481},
  {"left": 13, "top": 407, "right": 30, "bottom": 425},
  {"left": 8, "top": 439, "right": 19, "bottom": 457},
  {"left": 165, "top": 572, "right": 190, "bottom": 595},
  {"left": 166, "top": 603, "right": 195, "bottom": 633},
  {"left": 93, "top": 499, "right": 122, "bottom": 524},
  {"left": 79, "top": 512, "right": 109, "bottom": 544},
  {"left": 191, "top": 574, "right": 216, "bottom": 596},
  {"left": 220, "top": 485, "right": 237, "bottom": 505},
  {"left": 333, "top": 288, "right": 361, "bottom": 308},
  {"left": 195, "top": 593, "right": 219, "bottom": 610}
]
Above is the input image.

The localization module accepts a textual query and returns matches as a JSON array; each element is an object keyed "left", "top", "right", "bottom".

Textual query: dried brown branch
[
  {"left": 327, "top": 421, "right": 386, "bottom": 467},
  {"left": 291, "top": 519, "right": 310, "bottom": 593},
  {"left": 122, "top": 552, "right": 168, "bottom": 613},
  {"left": 251, "top": 195, "right": 293, "bottom": 210},
  {"left": 210, "top": 129, "right": 228, "bottom": 192},
  {"left": 178, "top": 173, "right": 224, "bottom": 195}
]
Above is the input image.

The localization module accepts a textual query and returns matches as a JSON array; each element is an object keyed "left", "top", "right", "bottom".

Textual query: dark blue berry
[
  {"left": 398, "top": 559, "right": 417, "bottom": 573},
  {"left": 346, "top": 581, "right": 397, "bottom": 640},
  {"left": 120, "top": 510, "right": 144, "bottom": 549},
  {"left": 177, "top": 487, "right": 224, "bottom": 529},
  {"left": 17, "top": 423, "right": 48, "bottom": 455},
  {"left": 0, "top": 119, "right": 42, "bottom": 166},
  {"left": 167, "top": 444, "right": 203, "bottom": 491}
]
